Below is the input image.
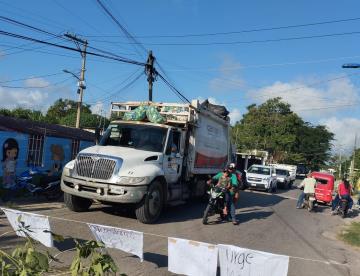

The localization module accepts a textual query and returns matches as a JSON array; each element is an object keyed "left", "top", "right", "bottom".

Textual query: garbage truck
[{"left": 61, "top": 99, "right": 231, "bottom": 223}]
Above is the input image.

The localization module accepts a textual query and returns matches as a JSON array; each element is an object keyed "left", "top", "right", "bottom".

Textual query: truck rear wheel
[
  {"left": 135, "top": 181, "right": 164, "bottom": 224},
  {"left": 64, "top": 193, "right": 92, "bottom": 212}
]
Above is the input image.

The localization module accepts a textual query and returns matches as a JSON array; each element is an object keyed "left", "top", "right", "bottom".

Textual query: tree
[
  {"left": 60, "top": 112, "right": 109, "bottom": 129},
  {"left": 232, "top": 98, "right": 334, "bottom": 170},
  {"left": 45, "top": 98, "right": 91, "bottom": 124}
]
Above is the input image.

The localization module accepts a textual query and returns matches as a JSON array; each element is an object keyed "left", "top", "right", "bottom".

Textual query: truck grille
[{"left": 75, "top": 155, "right": 117, "bottom": 180}]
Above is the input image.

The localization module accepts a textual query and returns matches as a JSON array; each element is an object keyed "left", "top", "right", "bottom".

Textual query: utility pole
[
  {"left": 350, "top": 134, "right": 357, "bottom": 181},
  {"left": 145, "top": 50, "right": 156, "bottom": 101},
  {"left": 65, "top": 33, "right": 88, "bottom": 128}
]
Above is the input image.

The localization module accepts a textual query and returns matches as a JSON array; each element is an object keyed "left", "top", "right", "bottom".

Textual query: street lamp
[
  {"left": 342, "top": 63, "right": 360, "bottom": 69},
  {"left": 63, "top": 69, "right": 86, "bottom": 128}
]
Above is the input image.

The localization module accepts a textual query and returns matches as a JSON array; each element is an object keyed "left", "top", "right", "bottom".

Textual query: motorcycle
[
  {"left": 17, "top": 168, "right": 62, "bottom": 200},
  {"left": 334, "top": 198, "right": 349, "bottom": 218},
  {"left": 303, "top": 193, "right": 316, "bottom": 211},
  {"left": 202, "top": 184, "right": 227, "bottom": 225}
]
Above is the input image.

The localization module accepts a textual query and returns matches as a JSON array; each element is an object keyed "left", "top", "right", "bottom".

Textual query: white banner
[
  {"left": 218, "top": 244, "right": 289, "bottom": 276},
  {"left": 1, "top": 208, "right": 53, "bottom": 247},
  {"left": 88, "top": 223, "right": 143, "bottom": 261},
  {"left": 168, "top": 237, "right": 218, "bottom": 276}
]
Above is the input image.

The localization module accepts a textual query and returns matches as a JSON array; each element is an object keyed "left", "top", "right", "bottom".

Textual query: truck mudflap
[{"left": 61, "top": 175, "right": 148, "bottom": 204}]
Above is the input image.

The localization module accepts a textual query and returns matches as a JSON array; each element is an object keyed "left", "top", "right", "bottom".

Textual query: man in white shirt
[{"left": 296, "top": 174, "right": 316, "bottom": 209}]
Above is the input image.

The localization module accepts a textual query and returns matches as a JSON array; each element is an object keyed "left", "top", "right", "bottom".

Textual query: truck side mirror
[{"left": 95, "top": 127, "right": 101, "bottom": 145}]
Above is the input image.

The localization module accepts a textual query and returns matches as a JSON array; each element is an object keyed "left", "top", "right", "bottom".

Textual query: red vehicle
[{"left": 311, "top": 172, "right": 335, "bottom": 204}]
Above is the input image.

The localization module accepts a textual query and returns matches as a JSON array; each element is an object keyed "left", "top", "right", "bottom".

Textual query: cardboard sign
[
  {"left": 88, "top": 223, "right": 143, "bottom": 261},
  {"left": 218, "top": 244, "right": 289, "bottom": 276},
  {"left": 168, "top": 237, "right": 218, "bottom": 276},
  {"left": 2, "top": 208, "right": 53, "bottom": 247}
]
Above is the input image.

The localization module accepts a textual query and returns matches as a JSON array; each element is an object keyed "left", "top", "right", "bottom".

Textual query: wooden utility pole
[
  {"left": 65, "top": 33, "right": 88, "bottom": 128},
  {"left": 145, "top": 51, "right": 156, "bottom": 101}
]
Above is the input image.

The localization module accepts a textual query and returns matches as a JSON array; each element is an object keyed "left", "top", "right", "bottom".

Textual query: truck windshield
[
  {"left": 276, "top": 169, "right": 288, "bottom": 176},
  {"left": 248, "top": 166, "right": 270, "bottom": 175},
  {"left": 100, "top": 123, "right": 167, "bottom": 152}
]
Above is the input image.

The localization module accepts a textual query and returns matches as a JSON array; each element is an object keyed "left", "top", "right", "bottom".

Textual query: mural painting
[{"left": 1, "top": 138, "right": 19, "bottom": 189}]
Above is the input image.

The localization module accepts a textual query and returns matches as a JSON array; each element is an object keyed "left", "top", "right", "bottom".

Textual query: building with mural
[{"left": 0, "top": 115, "right": 94, "bottom": 188}]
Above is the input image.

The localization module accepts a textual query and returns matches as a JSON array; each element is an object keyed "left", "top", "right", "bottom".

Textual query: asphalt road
[{"left": 1, "top": 180, "right": 360, "bottom": 276}]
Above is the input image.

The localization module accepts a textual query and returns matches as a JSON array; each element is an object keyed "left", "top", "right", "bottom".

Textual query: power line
[
  {"left": 94, "top": 0, "right": 147, "bottom": 59},
  {"left": 84, "top": 16, "right": 360, "bottom": 38},
  {"left": 157, "top": 72, "right": 191, "bottom": 104},
  {"left": 111, "top": 30, "right": 360, "bottom": 46},
  {"left": 0, "top": 77, "right": 72, "bottom": 89},
  {"left": 0, "top": 29, "right": 146, "bottom": 66},
  {"left": 0, "top": 71, "right": 67, "bottom": 84}
]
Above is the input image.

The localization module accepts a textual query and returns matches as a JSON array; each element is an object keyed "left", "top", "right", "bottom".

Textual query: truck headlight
[
  {"left": 65, "top": 160, "right": 75, "bottom": 170},
  {"left": 63, "top": 160, "right": 75, "bottom": 176},
  {"left": 118, "top": 177, "right": 146, "bottom": 184}
]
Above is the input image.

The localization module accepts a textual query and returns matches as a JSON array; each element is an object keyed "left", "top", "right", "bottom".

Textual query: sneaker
[
  {"left": 330, "top": 211, "right": 336, "bottom": 215},
  {"left": 232, "top": 220, "right": 239, "bottom": 225},
  {"left": 296, "top": 206, "right": 301, "bottom": 209}
]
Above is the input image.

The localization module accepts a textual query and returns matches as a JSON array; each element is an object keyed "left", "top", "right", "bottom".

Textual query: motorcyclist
[
  {"left": 296, "top": 173, "right": 316, "bottom": 209},
  {"left": 331, "top": 178, "right": 353, "bottom": 214},
  {"left": 209, "top": 165, "right": 239, "bottom": 225}
]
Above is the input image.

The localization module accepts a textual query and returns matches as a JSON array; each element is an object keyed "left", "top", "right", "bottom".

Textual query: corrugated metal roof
[{"left": 0, "top": 115, "right": 94, "bottom": 141}]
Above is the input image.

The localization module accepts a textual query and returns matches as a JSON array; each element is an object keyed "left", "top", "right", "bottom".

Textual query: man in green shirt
[{"left": 211, "top": 166, "right": 239, "bottom": 225}]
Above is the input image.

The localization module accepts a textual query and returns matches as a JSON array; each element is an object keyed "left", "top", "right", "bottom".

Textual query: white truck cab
[{"left": 246, "top": 165, "right": 277, "bottom": 192}]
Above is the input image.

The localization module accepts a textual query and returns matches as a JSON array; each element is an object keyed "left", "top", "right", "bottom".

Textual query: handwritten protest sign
[
  {"left": 218, "top": 244, "right": 289, "bottom": 276},
  {"left": 168, "top": 237, "right": 218, "bottom": 276},
  {"left": 2, "top": 208, "right": 53, "bottom": 247},
  {"left": 88, "top": 223, "right": 143, "bottom": 261}
]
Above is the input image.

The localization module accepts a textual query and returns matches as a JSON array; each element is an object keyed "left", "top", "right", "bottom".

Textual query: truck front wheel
[
  {"left": 64, "top": 193, "right": 92, "bottom": 212},
  {"left": 135, "top": 181, "right": 164, "bottom": 224}
]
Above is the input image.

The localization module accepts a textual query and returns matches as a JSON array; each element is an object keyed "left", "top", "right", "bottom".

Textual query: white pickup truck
[
  {"left": 61, "top": 100, "right": 232, "bottom": 223},
  {"left": 246, "top": 165, "right": 277, "bottom": 192}
]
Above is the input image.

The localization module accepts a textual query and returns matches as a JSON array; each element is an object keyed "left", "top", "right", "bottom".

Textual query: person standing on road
[
  {"left": 296, "top": 174, "right": 316, "bottom": 209},
  {"left": 331, "top": 178, "right": 353, "bottom": 214}
]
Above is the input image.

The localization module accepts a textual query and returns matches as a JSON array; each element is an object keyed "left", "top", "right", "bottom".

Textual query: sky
[{"left": 1, "top": 0, "right": 360, "bottom": 154}]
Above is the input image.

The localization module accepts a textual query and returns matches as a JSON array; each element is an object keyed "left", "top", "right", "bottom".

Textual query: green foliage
[
  {"left": 339, "top": 222, "right": 360, "bottom": 247},
  {"left": 232, "top": 97, "right": 334, "bottom": 170},
  {"left": 60, "top": 112, "right": 109, "bottom": 129},
  {"left": 70, "top": 240, "right": 118, "bottom": 276},
  {"left": 0, "top": 221, "right": 120, "bottom": 276}
]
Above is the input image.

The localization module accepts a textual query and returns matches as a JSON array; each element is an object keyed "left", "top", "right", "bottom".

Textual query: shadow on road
[{"left": 143, "top": 252, "right": 168, "bottom": 268}]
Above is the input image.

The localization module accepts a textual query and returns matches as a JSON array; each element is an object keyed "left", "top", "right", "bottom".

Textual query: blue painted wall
[{"left": 0, "top": 130, "right": 94, "bottom": 182}]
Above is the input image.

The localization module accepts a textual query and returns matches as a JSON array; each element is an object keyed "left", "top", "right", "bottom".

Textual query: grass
[{"left": 339, "top": 222, "right": 360, "bottom": 247}]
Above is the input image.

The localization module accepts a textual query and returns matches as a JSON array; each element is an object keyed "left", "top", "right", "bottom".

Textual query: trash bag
[
  {"left": 123, "top": 105, "right": 148, "bottom": 121},
  {"left": 200, "top": 99, "right": 229, "bottom": 118},
  {"left": 146, "top": 106, "right": 166, "bottom": 124}
]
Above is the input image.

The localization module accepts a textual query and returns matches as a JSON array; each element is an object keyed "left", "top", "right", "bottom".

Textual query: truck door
[{"left": 163, "top": 129, "right": 184, "bottom": 184}]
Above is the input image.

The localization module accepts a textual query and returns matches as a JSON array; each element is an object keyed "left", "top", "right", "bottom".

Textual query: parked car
[
  {"left": 246, "top": 165, "right": 277, "bottom": 193},
  {"left": 275, "top": 169, "right": 291, "bottom": 189},
  {"left": 270, "top": 163, "right": 296, "bottom": 184}
]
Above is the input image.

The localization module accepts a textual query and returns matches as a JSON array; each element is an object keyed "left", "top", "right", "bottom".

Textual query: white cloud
[
  {"left": 0, "top": 78, "right": 73, "bottom": 112},
  {"left": 320, "top": 117, "right": 360, "bottom": 154},
  {"left": 91, "top": 101, "right": 105, "bottom": 115},
  {"left": 209, "top": 55, "right": 245, "bottom": 92},
  {"left": 25, "top": 78, "right": 50, "bottom": 88},
  {"left": 229, "top": 108, "right": 241, "bottom": 125},
  {"left": 249, "top": 75, "right": 359, "bottom": 119}
]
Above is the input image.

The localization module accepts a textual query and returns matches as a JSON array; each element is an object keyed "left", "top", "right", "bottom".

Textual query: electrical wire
[
  {"left": 0, "top": 29, "right": 146, "bottom": 66},
  {"left": 94, "top": 0, "right": 148, "bottom": 59},
  {"left": 157, "top": 72, "right": 191, "bottom": 104},
  {"left": 0, "top": 77, "right": 72, "bottom": 89},
  {"left": 0, "top": 71, "right": 67, "bottom": 84},
  {"left": 84, "top": 16, "right": 360, "bottom": 38},
  {"left": 111, "top": 30, "right": 360, "bottom": 46}
]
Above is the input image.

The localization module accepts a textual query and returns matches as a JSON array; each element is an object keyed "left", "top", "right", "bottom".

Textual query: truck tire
[
  {"left": 64, "top": 193, "right": 92, "bottom": 212},
  {"left": 135, "top": 181, "right": 164, "bottom": 224}
]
